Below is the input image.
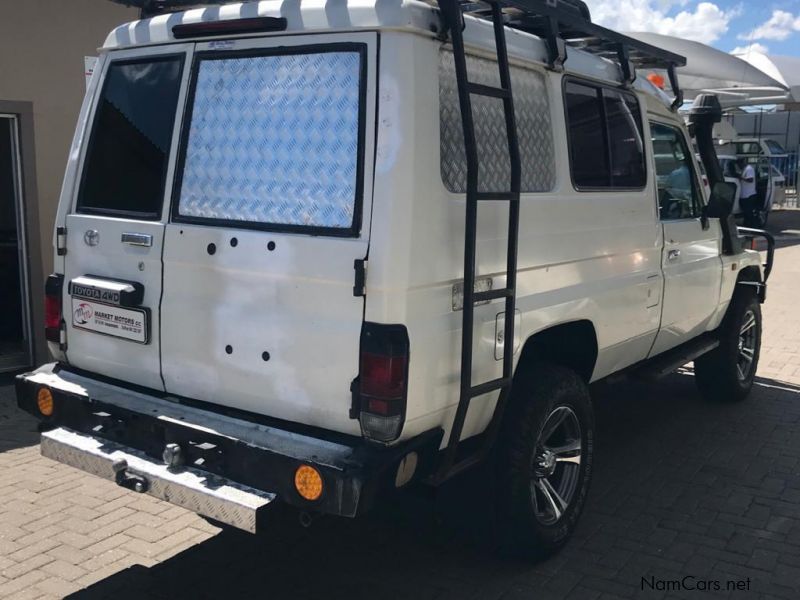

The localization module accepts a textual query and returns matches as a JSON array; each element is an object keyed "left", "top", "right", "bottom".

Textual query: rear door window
[
  {"left": 174, "top": 45, "right": 366, "bottom": 236},
  {"left": 77, "top": 57, "right": 184, "bottom": 218}
]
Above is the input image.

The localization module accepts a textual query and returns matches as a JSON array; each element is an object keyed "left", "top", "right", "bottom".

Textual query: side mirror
[{"left": 706, "top": 181, "right": 736, "bottom": 218}]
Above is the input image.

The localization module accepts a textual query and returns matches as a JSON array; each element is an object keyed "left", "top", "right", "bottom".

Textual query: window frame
[
  {"left": 649, "top": 120, "right": 704, "bottom": 221},
  {"left": 170, "top": 42, "right": 368, "bottom": 238},
  {"left": 562, "top": 76, "right": 648, "bottom": 192},
  {"left": 75, "top": 54, "right": 186, "bottom": 221}
]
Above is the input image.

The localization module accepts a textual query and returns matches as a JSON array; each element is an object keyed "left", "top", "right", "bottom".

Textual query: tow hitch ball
[{"left": 112, "top": 459, "right": 149, "bottom": 493}]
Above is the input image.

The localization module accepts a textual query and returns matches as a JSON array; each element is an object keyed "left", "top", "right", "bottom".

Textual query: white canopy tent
[
  {"left": 733, "top": 52, "right": 800, "bottom": 109},
  {"left": 623, "top": 32, "right": 792, "bottom": 108}
]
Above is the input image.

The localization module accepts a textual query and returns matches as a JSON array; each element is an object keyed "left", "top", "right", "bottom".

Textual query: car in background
[
  {"left": 771, "top": 164, "right": 786, "bottom": 207},
  {"left": 735, "top": 137, "right": 795, "bottom": 190},
  {"left": 719, "top": 154, "right": 779, "bottom": 226}
]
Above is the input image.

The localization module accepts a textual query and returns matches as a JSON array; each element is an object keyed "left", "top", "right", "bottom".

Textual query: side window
[
  {"left": 604, "top": 90, "right": 647, "bottom": 188},
  {"left": 564, "top": 80, "right": 646, "bottom": 189},
  {"left": 439, "top": 51, "right": 556, "bottom": 193},
  {"left": 650, "top": 122, "right": 701, "bottom": 220},
  {"left": 722, "top": 159, "right": 740, "bottom": 179},
  {"left": 77, "top": 57, "right": 184, "bottom": 218},
  {"left": 564, "top": 82, "right": 607, "bottom": 187},
  {"left": 758, "top": 158, "right": 771, "bottom": 180}
]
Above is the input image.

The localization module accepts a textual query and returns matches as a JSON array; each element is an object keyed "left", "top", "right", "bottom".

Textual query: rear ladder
[{"left": 431, "top": 0, "right": 522, "bottom": 483}]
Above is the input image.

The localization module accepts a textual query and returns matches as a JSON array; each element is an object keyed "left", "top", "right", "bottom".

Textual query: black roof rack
[
  {"left": 455, "top": 0, "right": 686, "bottom": 108},
  {"left": 109, "top": 0, "right": 686, "bottom": 109},
  {"left": 109, "top": 0, "right": 218, "bottom": 17}
]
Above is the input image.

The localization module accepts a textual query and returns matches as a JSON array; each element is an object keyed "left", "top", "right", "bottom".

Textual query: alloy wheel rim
[
  {"left": 737, "top": 309, "right": 757, "bottom": 382},
  {"left": 530, "top": 406, "right": 582, "bottom": 525}
]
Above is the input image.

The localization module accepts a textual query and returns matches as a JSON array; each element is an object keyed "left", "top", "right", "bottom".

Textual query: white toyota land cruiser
[{"left": 17, "top": 0, "right": 775, "bottom": 559}]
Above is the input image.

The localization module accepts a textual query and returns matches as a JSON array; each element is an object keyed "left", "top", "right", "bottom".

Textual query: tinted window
[
  {"left": 720, "top": 158, "right": 740, "bottom": 178},
  {"left": 604, "top": 90, "right": 646, "bottom": 187},
  {"left": 565, "top": 81, "right": 645, "bottom": 189},
  {"left": 735, "top": 142, "right": 761, "bottom": 155},
  {"left": 765, "top": 140, "right": 785, "bottom": 154},
  {"left": 78, "top": 58, "right": 182, "bottom": 218},
  {"left": 565, "top": 82, "right": 608, "bottom": 187},
  {"left": 651, "top": 122, "right": 700, "bottom": 220}
]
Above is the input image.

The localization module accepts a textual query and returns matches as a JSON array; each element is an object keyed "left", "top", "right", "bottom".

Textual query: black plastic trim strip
[{"left": 172, "top": 17, "right": 287, "bottom": 39}]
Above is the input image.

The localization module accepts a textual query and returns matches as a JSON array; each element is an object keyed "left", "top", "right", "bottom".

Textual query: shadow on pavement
[
  {"left": 0, "top": 372, "right": 40, "bottom": 452},
  {"left": 69, "top": 370, "right": 800, "bottom": 600}
]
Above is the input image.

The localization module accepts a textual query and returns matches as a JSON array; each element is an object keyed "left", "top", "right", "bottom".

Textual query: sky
[{"left": 584, "top": 0, "right": 800, "bottom": 57}]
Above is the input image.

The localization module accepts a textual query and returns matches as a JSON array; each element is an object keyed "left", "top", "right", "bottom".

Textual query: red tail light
[
  {"left": 45, "top": 274, "right": 64, "bottom": 343},
  {"left": 357, "top": 323, "right": 409, "bottom": 443},
  {"left": 361, "top": 353, "right": 407, "bottom": 401}
]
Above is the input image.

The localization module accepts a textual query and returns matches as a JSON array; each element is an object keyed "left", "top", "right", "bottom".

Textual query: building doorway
[{"left": 0, "top": 114, "right": 32, "bottom": 371}]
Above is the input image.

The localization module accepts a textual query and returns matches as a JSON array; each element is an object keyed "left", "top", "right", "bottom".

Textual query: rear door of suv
[
  {"left": 63, "top": 44, "right": 193, "bottom": 390},
  {"left": 159, "top": 33, "right": 376, "bottom": 435}
]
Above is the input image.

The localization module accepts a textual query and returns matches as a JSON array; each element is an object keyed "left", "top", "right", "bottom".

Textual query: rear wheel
[
  {"left": 496, "top": 364, "right": 594, "bottom": 559},
  {"left": 695, "top": 288, "right": 761, "bottom": 402}
]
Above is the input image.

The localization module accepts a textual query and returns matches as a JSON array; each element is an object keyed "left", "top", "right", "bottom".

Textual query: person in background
[{"left": 738, "top": 158, "right": 757, "bottom": 223}]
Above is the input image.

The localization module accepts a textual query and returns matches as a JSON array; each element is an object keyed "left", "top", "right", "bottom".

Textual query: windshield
[
  {"left": 736, "top": 142, "right": 761, "bottom": 155},
  {"left": 765, "top": 140, "right": 786, "bottom": 154}
]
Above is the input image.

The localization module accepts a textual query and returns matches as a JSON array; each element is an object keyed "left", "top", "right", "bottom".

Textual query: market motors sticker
[{"left": 71, "top": 298, "right": 149, "bottom": 344}]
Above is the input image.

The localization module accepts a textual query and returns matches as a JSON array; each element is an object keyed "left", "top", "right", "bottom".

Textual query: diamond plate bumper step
[
  {"left": 17, "top": 364, "right": 443, "bottom": 523},
  {"left": 41, "top": 427, "right": 275, "bottom": 533}
]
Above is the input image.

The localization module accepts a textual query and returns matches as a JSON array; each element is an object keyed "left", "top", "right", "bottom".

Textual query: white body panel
[
  {"left": 49, "top": 1, "right": 763, "bottom": 447},
  {"left": 650, "top": 218, "right": 722, "bottom": 356}
]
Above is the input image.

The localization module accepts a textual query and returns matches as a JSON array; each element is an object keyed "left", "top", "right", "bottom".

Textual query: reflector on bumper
[{"left": 41, "top": 427, "right": 275, "bottom": 533}]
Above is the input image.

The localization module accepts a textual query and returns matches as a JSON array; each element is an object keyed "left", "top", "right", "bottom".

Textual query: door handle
[
  {"left": 667, "top": 249, "right": 681, "bottom": 261},
  {"left": 121, "top": 232, "right": 152, "bottom": 247}
]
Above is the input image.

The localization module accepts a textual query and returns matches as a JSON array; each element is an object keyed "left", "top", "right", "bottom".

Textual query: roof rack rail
[
  {"left": 448, "top": 0, "right": 686, "bottom": 109},
  {"left": 108, "top": 0, "right": 224, "bottom": 18},
  {"left": 108, "top": 0, "right": 686, "bottom": 108}
]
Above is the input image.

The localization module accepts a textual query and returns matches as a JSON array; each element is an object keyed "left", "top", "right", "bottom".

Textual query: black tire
[
  {"left": 695, "top": 288, "right": 761, "bottom": 402},
  {"left": 495, "top": 364, "right": 594, "bottom": 560},
  {"left": 745, "top": 208, "right": 769, "bottom": 228}
]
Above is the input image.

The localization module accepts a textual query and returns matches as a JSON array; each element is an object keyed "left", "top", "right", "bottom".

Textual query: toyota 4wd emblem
[{"left": 84, "top": 229, "right": 99, "bottom": 246}]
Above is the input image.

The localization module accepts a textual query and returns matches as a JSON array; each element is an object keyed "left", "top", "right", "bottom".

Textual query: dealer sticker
[{"left": 71, "top": 298, "right": 149, "bottom": 344}]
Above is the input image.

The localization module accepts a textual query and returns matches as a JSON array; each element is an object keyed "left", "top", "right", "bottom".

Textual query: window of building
[{"left": 77, "top": 56, "right": 183, "bottom": 218}]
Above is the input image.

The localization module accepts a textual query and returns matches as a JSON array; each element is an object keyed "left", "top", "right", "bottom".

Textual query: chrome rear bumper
[{"left": 41, "top": 427, "right": 275, "bottom": 533}]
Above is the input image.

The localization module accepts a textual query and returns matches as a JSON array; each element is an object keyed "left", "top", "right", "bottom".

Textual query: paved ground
[{"left": 3, "top": 211, "right": 800, "bottom": 599}]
